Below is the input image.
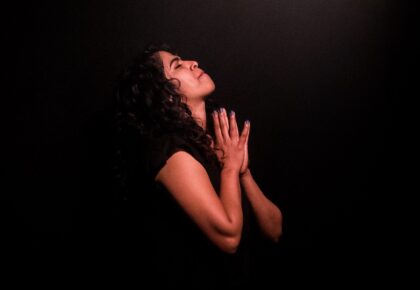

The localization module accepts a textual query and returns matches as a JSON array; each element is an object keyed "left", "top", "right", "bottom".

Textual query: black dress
[{"left": 121, "top": 132, "right": 253, "bottom": 288}]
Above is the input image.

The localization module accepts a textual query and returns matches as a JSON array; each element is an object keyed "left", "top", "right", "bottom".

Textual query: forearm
[
  {"left": 219, "top": 168, "right": 243, "bottom": 237},
  {"left": 240, "top": 169, "right": 282, "bottom": 242}
]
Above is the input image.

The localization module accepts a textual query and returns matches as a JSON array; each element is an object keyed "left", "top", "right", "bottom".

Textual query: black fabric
[{"left": 119, "top": 132, "right": 253, "bottom": 288}]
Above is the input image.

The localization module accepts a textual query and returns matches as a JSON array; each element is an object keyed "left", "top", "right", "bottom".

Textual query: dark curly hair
[{"left": 112, "top": 43, "right": 221, "bottom": 191}]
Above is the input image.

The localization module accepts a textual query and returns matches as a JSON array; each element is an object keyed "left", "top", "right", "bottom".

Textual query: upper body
[{"left": 113, "top": 44, "right": 283, "bottom": 287}]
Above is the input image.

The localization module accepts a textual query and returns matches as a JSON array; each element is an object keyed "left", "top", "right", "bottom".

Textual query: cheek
[{"left": 177, "top": 77, "right": 200, "bottom": 93}]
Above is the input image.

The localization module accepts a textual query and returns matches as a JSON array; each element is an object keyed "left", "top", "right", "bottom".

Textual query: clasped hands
[{"left": 211, "top": 108, "right": 250, "bottom": 176}]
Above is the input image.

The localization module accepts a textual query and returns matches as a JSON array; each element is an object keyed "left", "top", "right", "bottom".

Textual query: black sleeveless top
[{"left": 122, "top": 132, "right": 253, "bottom": 288}]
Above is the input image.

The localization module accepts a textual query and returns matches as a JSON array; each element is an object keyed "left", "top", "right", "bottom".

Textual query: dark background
[{"left": 4, "top": 0, "right": 410, "bottom": 286}]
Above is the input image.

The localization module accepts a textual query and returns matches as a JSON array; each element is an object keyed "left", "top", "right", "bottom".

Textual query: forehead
[{"left": 158, "top": 50, "right": 178, "bottom": 66}]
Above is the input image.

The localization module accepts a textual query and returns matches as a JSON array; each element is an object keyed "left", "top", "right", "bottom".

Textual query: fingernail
[
  {"left": 212, "top": 110, "right": 217, "bottom": 116},
  {"left": 245, "top": 120, "right": 250, "bottom": 126},
  {"left": 229, "top": 110, "right": 235, "bottom": 117}
]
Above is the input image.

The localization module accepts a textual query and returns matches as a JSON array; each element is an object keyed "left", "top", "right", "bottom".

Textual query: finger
[
  {"left": 219, "top": 108, "right": 230, "bottom": 142},
  {"left": 229, "top": 110, "right": 239, "bottom": 141},
  {"left": 223, "top": 108, "right": 229, "bottom": 132},
  {"left": 245, "top": 121, "right": 250, "bottom": 144},
  {"left": 239, "top": 120, "right": 250, "bottom": 147},
  {"left": 212, "top": 110, "right": 224, "bottom": 143}
]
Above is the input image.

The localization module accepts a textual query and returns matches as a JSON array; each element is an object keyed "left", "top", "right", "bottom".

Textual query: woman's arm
[
  {"left": 155, "top": 151, "right": 243, "bottom": 254},
  {"left": 155, "top": 108, "right": 249, "bottom": 254},
  {"left": 224, "top": 110, "right": 282, "bottom": 243},
  {"left": 240, "top": 169, "right": 282, "bottom": 243}
]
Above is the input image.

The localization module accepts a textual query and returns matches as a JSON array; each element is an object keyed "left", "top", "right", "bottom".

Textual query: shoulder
[
  {"left": 148, "top": 133, "right": 204, "bottom": 181},
  {"left": 154, "top": 150, "right": 206, "bottom": 183}
]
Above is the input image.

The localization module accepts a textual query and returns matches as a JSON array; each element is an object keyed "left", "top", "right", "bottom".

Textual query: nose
[{"left": 190, "top": 61, "right": 198, "bottom": 70}]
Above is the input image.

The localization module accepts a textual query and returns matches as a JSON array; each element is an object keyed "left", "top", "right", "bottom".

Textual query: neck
[{"left": 186, "top": 99, "right": 207, "bottom": 131}]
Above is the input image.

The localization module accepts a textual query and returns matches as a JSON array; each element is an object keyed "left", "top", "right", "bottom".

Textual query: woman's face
[{"left": 158, "top": 50, "right": 215, "bottom": 102}]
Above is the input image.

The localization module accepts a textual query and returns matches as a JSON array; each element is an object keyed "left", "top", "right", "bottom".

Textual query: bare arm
[
  {"left": 221, "top": 109, "right": 282, "bottom": 243},
  {"left": 155, "top": 108, "right": 250, "bottom": 254},
  {"left": 240, "top": 169, "right": 283, "bottom": 242},
  {"left": 155, "top": 153, "right": 242, "bottom": 253}
]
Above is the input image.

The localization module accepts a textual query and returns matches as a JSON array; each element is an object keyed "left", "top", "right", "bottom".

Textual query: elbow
[
  {"left": 272, "top": 224, "right": 283, "bottom": 243},
  {"left": 212, "top": 219, "right": 243, "bottom": 254},
  {"left": 269, "top": 210, "right": 283, "bottom": 243},
  {"left": 274, "top": 211, "right": 284, "bottom": 242},
  {"left": 264, "top": 223, "right": 282, "bottom": 243},
  {"left": 219, "top": 234, "right": 241, "bottom": 254}
]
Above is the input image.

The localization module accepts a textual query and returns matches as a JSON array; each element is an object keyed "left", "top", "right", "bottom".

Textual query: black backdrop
[{"left": 5, "top": 0, "right": 410, "bottom": 286}]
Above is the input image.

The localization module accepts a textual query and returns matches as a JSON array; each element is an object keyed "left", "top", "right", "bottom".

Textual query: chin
[
  {"left": 203, "top": 86, "right": 215, "bottom": 99},
  {"left": 207, "top": 81, "right": 216, "bottom": 94}
]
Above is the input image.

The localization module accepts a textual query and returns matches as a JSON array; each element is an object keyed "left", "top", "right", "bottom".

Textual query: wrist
[
  {"left": 240, "top": 168, "right": 251, "bottom": 179},
  {"left": 222, "top": 167, "right": 241, "bottom": 175}
]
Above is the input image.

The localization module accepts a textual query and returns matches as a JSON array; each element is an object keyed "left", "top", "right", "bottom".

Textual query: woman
[{"left": 113, "top": 43, "right": 282, "bottom": 287}]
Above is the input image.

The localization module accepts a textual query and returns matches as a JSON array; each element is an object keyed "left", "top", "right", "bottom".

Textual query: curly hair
[{"left": 112, "top": 43, "right": 221, "bottom": 191}]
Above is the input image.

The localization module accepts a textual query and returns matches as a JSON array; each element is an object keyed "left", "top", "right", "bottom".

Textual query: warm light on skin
[
  {"left": 158, "top": 50, "right": 215, "bottom": 105},
  {"left": 158, "top": 50, "right": 215, "bottom": 131},
  {"left": 156, "top": 51, "right": 283, "bottom": 249}
]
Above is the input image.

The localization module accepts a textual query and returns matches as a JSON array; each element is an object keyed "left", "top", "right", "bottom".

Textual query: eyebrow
[{"left": 169, "top": 56, "right": 181, "bottom": 69}]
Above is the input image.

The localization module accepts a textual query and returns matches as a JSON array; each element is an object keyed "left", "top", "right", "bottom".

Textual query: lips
[{"left": 198, "top": 71, "right": 205, "bottom": 79}]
